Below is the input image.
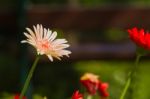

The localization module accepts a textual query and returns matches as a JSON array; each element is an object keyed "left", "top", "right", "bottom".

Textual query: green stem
[
  {"left": 20, "top": 55, "right": 40, "bottom": 99},
  {"left": 134, "top": 54, "right": 141, "bottom": 71},
  {"left": 119, "top": 54, "right": 141, "bottom": 99},
  {"left": 119, "top": 77, "right": 131, "bottom": 99}
]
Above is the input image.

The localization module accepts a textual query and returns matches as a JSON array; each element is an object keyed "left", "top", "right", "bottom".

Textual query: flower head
[
  {"left": 80, "top": 73, "right": 109, "bottom": 98},
  {"left": 72, "top": 90, "right": 83, "bottom": 99},
  {"left": 128, "top": 27, "right": 150, "bottom": 50},
  {"left": 21, "top": 24, "right": 71, "bottom": 61},
  {"left": 80, "top": 73, "right": 100, "bottom": 95}
]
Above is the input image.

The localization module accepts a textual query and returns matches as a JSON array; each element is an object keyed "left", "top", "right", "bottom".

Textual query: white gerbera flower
[{"left": 21, "top": 24, "right": 71, "bottom": 61}]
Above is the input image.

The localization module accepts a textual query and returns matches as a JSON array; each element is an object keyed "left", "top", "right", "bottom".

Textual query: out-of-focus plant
[
  {"left": 72, "top": 73, "right": 109, "bottom": 99},
  {"left": 119, "top": 27, "right": 150, "bottom": 99}
]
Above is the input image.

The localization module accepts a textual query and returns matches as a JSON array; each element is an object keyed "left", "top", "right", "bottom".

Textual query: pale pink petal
[
  {"left": 33, "top": 25, "right": 38, "bottom": 34},
  {"left": 52, "top": 39, "right": 67, "bottom": 45},
  {"left": 34, "top": 24, "right": 40, "bottom": 40},
  {"left": 21, "top": 40, "right": 28, "bottom": 43},
  {"left": 44, "top": 28, "right": 47, "bottom": 38},
  {"left": 57, "top": 50, "right": 71, "bottom": 56},
  {"left": 40, "top": 24, "right": 43, "bottom": 39},
  {"left": 48, "top": 55, "right": 53, "bottom": 61},
  {"left": 23, "top": 32, "right": 34, "bottom": 40},
  {"left": 54, "top": 44, "right": 70, "bottom": 50},
  {"left": 26, "top": 28, "right": 36, "bottom": 39},
  {"left": 49, "top": 31, "right": 57, "bottom": 41},
  {"left": 46, "top": 29, "right": 52, "bottom": 40}
]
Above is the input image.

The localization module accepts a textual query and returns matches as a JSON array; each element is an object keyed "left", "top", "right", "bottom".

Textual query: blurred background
[{"left": 0, "top": 0, "right": 150, "bottom": 99}]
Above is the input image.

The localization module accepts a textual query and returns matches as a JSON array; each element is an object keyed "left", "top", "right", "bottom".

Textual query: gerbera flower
[
  {"left": 80, "top": 73, "right": 109, "bottom": 98},
  {"left": 80, "top": 73, "right": 100, "bottom": 95},
  {"left": 127, "top": 27, "right": 150, "bottom": 50},
  {"left": 21, "top": 24, "right": 71, "bottom": 61},
  {"left": 72, "top": 90, "right": 83, "bottom": 99}
]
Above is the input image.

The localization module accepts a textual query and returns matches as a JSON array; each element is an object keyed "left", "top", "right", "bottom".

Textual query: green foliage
[
  {"left": 0, "top": 57, "right": 150, "bottom": 99},
  {"left": 74, "top": 60, "right": 150, "bottom": 99}
]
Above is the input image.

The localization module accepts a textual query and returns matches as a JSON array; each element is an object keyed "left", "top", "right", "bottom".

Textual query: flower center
[
  {"left": 41, "top": 41, "right": 49, "bottom": 49},
  {"left": 37, "top": 39, "right": 52, "bottom": 54}
]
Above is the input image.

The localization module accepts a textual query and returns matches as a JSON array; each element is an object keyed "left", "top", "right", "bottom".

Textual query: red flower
[
  {"left": 98, "top": 82, "right": 109, "bottom": 97},
  {"left": 72, "top": 90, "right": 83, "bottom": 99},
  {"left": 80, "top": 73, "right": 99, "bottom": 95},
  {"left": 80, "top": 73, "right": 109, "bottom": 98},
  {"left": 128, "top": 27, "right": 150, "bottom": 50},
  {"left": 80, "top": 80, "right": 99, "bottom": 95},
  {"left": 14, "top": 94, "right": 27, "bottom": 99}
]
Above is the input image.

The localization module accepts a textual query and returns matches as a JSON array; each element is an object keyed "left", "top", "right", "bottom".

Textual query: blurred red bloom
[
  {"left": 80, "top": 79, "right": 99, "bottom": 95},
  {"left": 128, "top": 27, "right": 150, "bottom": 50},
  {"left": 14, "top": 94, "right": 27, "bottom": 99},
  {"left": 72, "top": 90, "right": 83, "bottom": 99},
  {"left": 98, "top": 82, "right": 109, "bottom": 97},
  {"left": 80, "top": 73, "right": 99, "bottom": 95},
  {"left": 80, "top": 73, "right": 109, "bottom": 98}
]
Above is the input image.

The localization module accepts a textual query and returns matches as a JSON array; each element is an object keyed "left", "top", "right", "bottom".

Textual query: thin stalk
[
  {"left": 119, "top": 54, "right": 141, "bottom": 99},
  {"left": 20, "top": 55, "right": 40, "bottom": 99},
  {"left": 119, "top": 77, "right": 131, "bottom": 99},
  {"left": 134, "top": 54, "right": 141, "bottom": 72}
]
